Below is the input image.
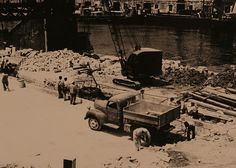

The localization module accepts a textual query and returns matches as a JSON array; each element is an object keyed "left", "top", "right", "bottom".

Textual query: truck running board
[{"left": 103, "top": 123, "right": 120, "bottom": 129}]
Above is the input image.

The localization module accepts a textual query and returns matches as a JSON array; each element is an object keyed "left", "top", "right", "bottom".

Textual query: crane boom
[
  {"left": 102, "top": 0, "right": 164, "bottom": 89},
  {"left": 103, "top": 0, "right": 126, "bottom": 58}
]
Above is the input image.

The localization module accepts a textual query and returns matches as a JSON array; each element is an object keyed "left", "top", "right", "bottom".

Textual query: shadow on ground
[
  {"left": 151, "top": 131, "right": 187, "bottom": 146},
  {"left": 101, "top": 125, "right": 131, "bottom": 137},
  {"left": 100, "top": 125, "right": 187, "bottom": 146}
]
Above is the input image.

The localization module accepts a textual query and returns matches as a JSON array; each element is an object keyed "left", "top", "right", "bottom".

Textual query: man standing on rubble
[{"left": 184, "top": 121, "right": 195, "bottom": 141}]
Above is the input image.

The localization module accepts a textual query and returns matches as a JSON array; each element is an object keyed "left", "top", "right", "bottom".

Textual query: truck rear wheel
[
  {"left": 133, "top": 128, "right": 151, "bottom": 147},
  {"left": 88, "top": 118, "right": 102, "bottom": 131}
]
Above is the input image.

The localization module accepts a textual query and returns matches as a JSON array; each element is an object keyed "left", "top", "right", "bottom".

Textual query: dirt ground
[{"left": 1, "top": 76, "right": 236, "bottom": 168}]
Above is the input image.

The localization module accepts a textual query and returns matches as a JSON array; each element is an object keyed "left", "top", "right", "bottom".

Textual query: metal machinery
[
  {"left": 73, "top": 63, "right": 111, "bottom": 100},
  {"left": 103, "top": 0, "right": 164, "bottom": 89}
]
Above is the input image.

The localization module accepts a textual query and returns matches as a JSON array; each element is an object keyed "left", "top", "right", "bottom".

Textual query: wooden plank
[
  {"left": 189, "top": 92, "right": 235, "bottom": 110},
  {"left": 203, "top": 86, "right": 236, "bottom": 101},
  {"left": 199, "top": 91, "right": 236, "bottom": 107},
  {"left": 189, "top": 99, "right": 236, "bottom": 117},
  {"left": 226, "top": 88, "right": 236, "bottom": 94}
]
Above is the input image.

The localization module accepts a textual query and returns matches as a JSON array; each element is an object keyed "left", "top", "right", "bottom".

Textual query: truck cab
[{"left": 84, "top": 92, "right": 139, "bottom": 130}]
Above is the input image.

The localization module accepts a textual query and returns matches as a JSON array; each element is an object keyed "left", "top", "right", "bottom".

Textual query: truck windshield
[{"left": 108, "top": 101, "right": 117, "bottom": 109}]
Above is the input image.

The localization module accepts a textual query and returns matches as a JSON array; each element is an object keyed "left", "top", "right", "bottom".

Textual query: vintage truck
[{"left": 84, "top": 92, "right": 181, "bottom": 146}]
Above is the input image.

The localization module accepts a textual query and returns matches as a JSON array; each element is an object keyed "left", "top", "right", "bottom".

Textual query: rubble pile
[
  {"left": 199, "top": 122, "right": 235, "bottom": 142},
  {"left": 19, "top": 50, "right": 82, "bottom": 72},
  {"left": 209, "top": 68, "right": 236, "bottom": 88},
  {"left": 163, "top": 65, "right": 208, "bottom": 86},
  {"left": 14, "top": 49, "right": 236, "bottom": 89},
  {"left": 18, "top": 50, "right": 121, "bottom": 76}
]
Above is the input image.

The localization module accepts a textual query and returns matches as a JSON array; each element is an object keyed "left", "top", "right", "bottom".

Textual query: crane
[{"left": 102, "top": 0, "right": 164, "bottom": 89}]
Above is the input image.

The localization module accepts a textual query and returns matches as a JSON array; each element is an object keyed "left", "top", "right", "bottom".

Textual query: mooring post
[
  {"left": 43, "top": 18, "right": 48, "bottom": 52},
  {"left": 63, "top": 158, "right": 76, "bottom": 168}
]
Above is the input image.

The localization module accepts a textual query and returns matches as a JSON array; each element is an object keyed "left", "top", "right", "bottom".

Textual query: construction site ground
[{"left": 1, "top": 75, "right": 236, "bottom": 168}]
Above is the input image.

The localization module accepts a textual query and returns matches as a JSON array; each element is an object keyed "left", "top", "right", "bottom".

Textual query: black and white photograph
[{"left": 0, "top": 0, "right": 236, "bottom": 168}]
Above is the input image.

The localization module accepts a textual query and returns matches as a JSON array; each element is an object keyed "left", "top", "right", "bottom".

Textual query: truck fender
[{"left": 84, "top": 109, "right": 107, "bottom": 124}]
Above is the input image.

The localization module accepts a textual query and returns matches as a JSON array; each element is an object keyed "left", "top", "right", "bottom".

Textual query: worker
[
  {"left": 176, "top": 99, "right": 188, "bottom": 114},
  {"left": 57, "top": 76, "right": 64, "bottom": 99},
  {"left": 133, "top": 128, "right": 151, "bottom": 151},
  {"left": 63, "top": 77, "right": 69, "bottom": 101},
  {"left": 0, "top": 56, "right": 2, "bottom": 72},
  {"left": 2, "top": 73, "right": 9, "bottom": 91},
  {"left": 140, "top": 89, "right": 144, "bottom": 99},
  {"left": 3, "top": 59, "right": 9, "bottom": 74},
  {"left": 187, "top": 102, "right": 199, "bottom": 119},
  {"left": 168, "top": 97, "right": 176, "bottom": 106},
  {"left": 184, "top": 121, "right": 196, "bottom": 141},
  {"left": 69, "top": 81, "right": 79, "bottom": 105},
  {"left": 1, "top": 56, "right": 5, "bottom": 73}
]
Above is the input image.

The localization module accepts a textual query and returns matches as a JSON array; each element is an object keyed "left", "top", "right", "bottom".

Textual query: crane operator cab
[{"left": 123, "top": 47, "right": 163, "bottom": 80}]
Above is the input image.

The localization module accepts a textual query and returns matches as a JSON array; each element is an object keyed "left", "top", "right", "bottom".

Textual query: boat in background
[{"left": 76, "top": 0, "right": 236, "bottom": 28}]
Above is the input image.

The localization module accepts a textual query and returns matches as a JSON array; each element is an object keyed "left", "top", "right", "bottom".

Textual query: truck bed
[{"left": 123, "top": 100, "right": 180, "bottom": 128}]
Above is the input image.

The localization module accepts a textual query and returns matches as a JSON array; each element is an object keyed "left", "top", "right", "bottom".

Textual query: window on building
[
  {"left": 155, "top": 4, "right": 158, "bottom": 9},
  {"left": 169, "top": 5, "right": 173, "bottom": 12},
  {"left": 189, "top": 5, "right": 193, "bottom": 10},
  {"left": 225, "top": 6, "right": 230, "bottom": 13}
]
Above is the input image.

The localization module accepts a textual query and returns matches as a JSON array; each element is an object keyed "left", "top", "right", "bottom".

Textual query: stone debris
[
  {"left": 208, "top": 67, "right": 236, "bottom": 88},
  {"left": 6, "top": 48, "right": 234, "bottom": 89},
  {"left": 167, "top": 150, "right": 189, "bottom": 167},
  {"left": 17, "top": 50, "right": 121, "bottom": 79},
  {"left": 0, "top": 163, "right": 18, "bottom": 168},
  {"left": 104, "top": 156, "right": 140, "bottom": 168},
  {"left": 163, "top": 60, "right": 208, "bottom": 86}
]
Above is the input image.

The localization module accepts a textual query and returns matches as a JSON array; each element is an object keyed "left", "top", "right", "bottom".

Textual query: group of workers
[{"left": 57, "top": 76, "right": 81, "bottom": 105}]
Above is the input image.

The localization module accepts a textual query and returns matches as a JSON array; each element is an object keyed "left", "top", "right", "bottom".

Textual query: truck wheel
[
  {"left": 88, "top": 118, "right": 102, "bottom": 131},
  {"left": 133, "top": 128, "right": 151, "bottom": 147}
]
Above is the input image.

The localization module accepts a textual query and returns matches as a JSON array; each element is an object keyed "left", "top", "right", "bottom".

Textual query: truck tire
[
  {"left": 133, "top": 128, "right": 151, "bottom": 147},
  {"left": 88, "top": 117, "right": 102, "bottom": 131}
]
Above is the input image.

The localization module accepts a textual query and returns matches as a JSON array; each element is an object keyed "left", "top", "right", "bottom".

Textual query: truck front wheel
[
  {"left": 88, "top": 118, "right": 102, "bottom": 131},
  {"left": 133, "top": 128, "right": 151, "bottom": 147}
]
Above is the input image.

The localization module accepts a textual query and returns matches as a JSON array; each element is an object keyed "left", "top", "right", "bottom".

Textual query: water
[
  {"left": 1, "top": 21, "right": 236, "bottom": 68},
  {"left": 79, "top": 23, "right": 236, "bottom": 67}
]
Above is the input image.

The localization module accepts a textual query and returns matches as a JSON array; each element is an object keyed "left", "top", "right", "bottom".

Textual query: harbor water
[
  {"left": 81, "top": 23, "right": 236, "bottom": 67},
  {"left": 1, "top": 21, "right": 236, "bottom": 68}
]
